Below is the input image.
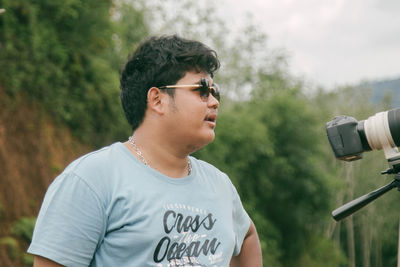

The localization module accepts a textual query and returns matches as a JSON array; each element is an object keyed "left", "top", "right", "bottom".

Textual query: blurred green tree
[{"left": 0, "top": 0, "right": 148, "bottom": 146}]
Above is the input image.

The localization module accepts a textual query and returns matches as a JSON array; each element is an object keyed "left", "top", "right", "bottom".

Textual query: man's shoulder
[
  {"left": 67, "top": 142, "right": 123, "bottom": 170},
  {"left": 49, "top": 142, "right": 129, "bottom": 197},
  {"left": 191, "top": 157, "right": 232, "bottom": 183},
  {"left": 192, "top": 157, "right": 221, "bottom": 172},
  {"left": 60, "top": 142, "right": 128, "bottom": 183}
]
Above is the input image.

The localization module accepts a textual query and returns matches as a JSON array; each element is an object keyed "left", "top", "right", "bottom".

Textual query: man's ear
[{"left": 147, "top": 87, "right": 166, "bottom": 114}]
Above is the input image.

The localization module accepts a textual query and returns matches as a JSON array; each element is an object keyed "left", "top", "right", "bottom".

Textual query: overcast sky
[{"left": 223, "top": 0, "right": 400, "bottom": 89}]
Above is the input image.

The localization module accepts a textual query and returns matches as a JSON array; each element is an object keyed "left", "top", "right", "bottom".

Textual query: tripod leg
[{"left": 332, "top": 179, "right": 397, "bottom": 221}]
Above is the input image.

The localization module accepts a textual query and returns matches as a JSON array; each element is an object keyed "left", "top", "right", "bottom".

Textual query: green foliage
[
  {"left": 22, "top": 252, "right": 34, "bottom": 266},
  {"left": 1, "top": 217, "right": 36, "bottom": 264},
  {"left": 298, "top": 235, "right": 347, "bottom": 267},
  {"left": 12, "top": 217, "right": 36, "bottom": 244},
  {"left": 108, "top": 1, "right": 148, "bottom": 70},
  {"left": 0, "top": 236, "right": 19, "bottom": 259},
  {"left": 0, "top": 0, "right": 148, "bottom": 146},
  {"left": 253, "top": 90, "right": 331, "bottom": 262}
]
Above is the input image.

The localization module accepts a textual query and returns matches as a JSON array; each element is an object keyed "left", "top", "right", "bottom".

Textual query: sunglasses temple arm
[{"left": 160, "top": 84, "right": 201, "bottom": 89}]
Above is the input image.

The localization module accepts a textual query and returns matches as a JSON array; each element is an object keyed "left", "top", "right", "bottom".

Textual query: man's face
[{"left": 162, "top": 71, "right": 219, "bottom": 153}]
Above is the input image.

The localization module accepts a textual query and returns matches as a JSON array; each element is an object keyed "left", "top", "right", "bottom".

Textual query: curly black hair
[{"left": 120, "top": 35, "right": 220, "bottom": 131}]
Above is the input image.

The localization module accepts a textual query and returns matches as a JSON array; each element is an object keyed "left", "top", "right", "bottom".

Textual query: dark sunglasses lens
[
  {"left": 199, "top": 79, "right": 220, "bottom": 101},
  {"left": 199, "top": 86, "right": 209, "bottom": 99},
  {"left": 199, "top": 79, "right": 208, "bottom": 98},
  {"left": 212, "top": 84, "right": 220, "bottom": 101}
]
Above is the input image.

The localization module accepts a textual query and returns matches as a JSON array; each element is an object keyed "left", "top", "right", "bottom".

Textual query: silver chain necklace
[{"left": 128, "top": 136, "right": 192, "bottom": 175}]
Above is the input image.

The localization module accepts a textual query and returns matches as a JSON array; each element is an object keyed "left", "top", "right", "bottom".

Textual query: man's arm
[
  {"left": 230, "top": 220, "right": 263, "bottom": 267},
  {"left": 34, "top": 255, "right": 64, "bottom": 267}
]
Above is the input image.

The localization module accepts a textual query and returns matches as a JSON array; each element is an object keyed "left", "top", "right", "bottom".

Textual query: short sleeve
[
  {"left": 229, "top": 180, "right": 251, "bottom": 256},
  {"left": 28, "top": 172, "right": 106, "bottom": 266}
]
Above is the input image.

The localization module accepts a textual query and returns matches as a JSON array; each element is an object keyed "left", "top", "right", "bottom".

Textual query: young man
[{"left": 28, "top": 35, "right": 262, "bottom": 266}]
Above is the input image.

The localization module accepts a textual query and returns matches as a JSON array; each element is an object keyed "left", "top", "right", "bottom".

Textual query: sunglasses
[{"left": 159, "top": 78, "right": 220, "bottom": 102}]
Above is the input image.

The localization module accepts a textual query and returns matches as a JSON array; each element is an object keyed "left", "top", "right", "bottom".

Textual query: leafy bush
[
  {"left": 12, "top": 217, "right": 36, "bottom": 244},
  {"left": 22, "top": 252, "right": 34, "bottom": 266},
  {"left": 0, "top": 237, "right": 19, "bottom": 260},
  {"left": 0, "top": 0, "right": 148, "bottom": 146}
]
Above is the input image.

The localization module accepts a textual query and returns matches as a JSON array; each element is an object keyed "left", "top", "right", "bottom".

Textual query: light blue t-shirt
[{"left": 28, "top": 142, "right": 250, "bottom": 267}]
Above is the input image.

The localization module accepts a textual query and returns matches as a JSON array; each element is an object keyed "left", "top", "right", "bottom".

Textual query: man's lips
[
  {"left": 205, "top": 113, "right": 217, "bottom": 123},
  {"left": 204, "top": 114, "right": 217, "bottom": 128}
]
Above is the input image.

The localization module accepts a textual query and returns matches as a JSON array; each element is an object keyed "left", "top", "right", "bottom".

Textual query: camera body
[
  {"left": 326, "top": 116, "right": 370, "bottom": 161},
  {"left": 326, "top": 108, "right": 400, "bottom": 167}
]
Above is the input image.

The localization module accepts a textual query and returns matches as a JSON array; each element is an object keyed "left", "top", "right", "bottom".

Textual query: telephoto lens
[
  {"left": 363, "top": 108, "right": 400, "bottom": 157},
  {"left": 388, "top": 108, "right": 400, "bottom": 146}
]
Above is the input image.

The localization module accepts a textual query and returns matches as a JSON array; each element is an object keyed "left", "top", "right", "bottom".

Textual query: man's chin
[
  {"left": 187, "top": 133, "right": 215, "bottom": 154},
  {"left": 202, "top": 132, "right": 216, "bottom": 147},
  {"left": 204, "top": 130, "right": 216, "bottom": 143}
]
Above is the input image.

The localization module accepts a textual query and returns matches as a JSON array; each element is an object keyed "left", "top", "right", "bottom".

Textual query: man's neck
[{"left": 124, "top": 128, "right": 191, "bottom": 178}]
